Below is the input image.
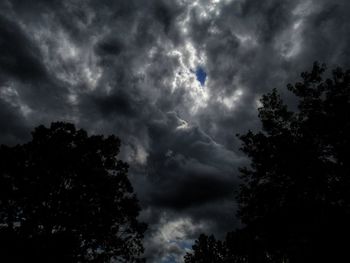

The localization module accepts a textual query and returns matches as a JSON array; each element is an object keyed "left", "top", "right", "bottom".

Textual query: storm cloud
[{"left": 1, "top": 0, "right": 350, "bottom": 262}]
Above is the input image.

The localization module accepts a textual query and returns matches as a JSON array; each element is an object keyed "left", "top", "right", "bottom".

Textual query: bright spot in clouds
[
  {"left": 147, "top": 215, "right": 207, "bottom": 263},
  {"left": 167, "top": 40, "right": 209, "bottom": 114},
  {"left": 218, "top": 88, "right": 244, "bottom": 110}
]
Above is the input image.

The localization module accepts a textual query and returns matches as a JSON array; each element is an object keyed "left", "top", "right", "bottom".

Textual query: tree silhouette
[
  {"left": 184, "top": 234, "right": 226, "bottom": 263},
  {"left": 0, "top": 122, "right": 146, "bottom": 262},
  {"left": 185, "top": 62, "right": 350, "bottom": 262},
  {"left": 184, "top": 231, "right": 254, "bottom": 263},
  {"left": 238, "top": 62, "right": 350, "bottom": 262}
]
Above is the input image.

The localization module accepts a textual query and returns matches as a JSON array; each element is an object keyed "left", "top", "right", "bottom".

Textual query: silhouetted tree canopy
[
  {"left": 185, "top": 62, "right": 350, "bottom": 262},
  {"left": 0, "top": 122, "right": 146, "bottom": 262},
  {"left": 184, "top": 234, "right": 225, "bottom": 263},
  {"left": 184, "top": 232, "right": 251, "bottom": 263}
]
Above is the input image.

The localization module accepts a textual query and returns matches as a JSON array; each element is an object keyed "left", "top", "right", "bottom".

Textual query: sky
[{"left": 0, "top": 0, "right": 350, "bottom": 262}]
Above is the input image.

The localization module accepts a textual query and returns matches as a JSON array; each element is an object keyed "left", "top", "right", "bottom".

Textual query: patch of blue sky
[{"left": 195, "top": 67, "right": 207, "bottom": 86}]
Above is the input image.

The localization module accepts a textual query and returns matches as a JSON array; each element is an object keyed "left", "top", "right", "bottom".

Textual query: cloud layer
[{"left": 1, "top": 0, "right": 350, "bottom": 261}]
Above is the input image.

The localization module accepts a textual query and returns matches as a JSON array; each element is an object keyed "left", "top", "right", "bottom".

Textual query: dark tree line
[
  {"left": 0, "top": 122, "right": 146, "bottom": 262},
  {"left": 185, "top": 63, "right": 350, "bottom": 262}
]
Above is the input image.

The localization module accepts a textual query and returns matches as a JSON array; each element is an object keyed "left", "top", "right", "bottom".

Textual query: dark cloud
[
  {"left": 95, "top": 38, "right": 124, "bottom": 57},
  {"left": 145, "top": 112, "right": 242, "bottom": 209},
  {"left": 0, "top": 16, "right": 47, "bottom": 81},
  {"left": 1, "top": 0, "right": 350, "bottom": 262},
  {"left": 0, "top": 98, "right": 30, "bottom": 144},
  {"left": 0, "top": 12, "right": 71, "bottom": 143}
]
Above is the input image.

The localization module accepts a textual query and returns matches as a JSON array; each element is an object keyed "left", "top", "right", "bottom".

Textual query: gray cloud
[{"left": 0, "top": 0, "right": 350, "bottom": 262}]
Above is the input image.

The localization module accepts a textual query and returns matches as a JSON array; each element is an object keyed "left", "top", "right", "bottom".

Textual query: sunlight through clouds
[
  {"left": 146, "top": 214, "right": 207, "bottom": 263},
  {"left": 167, "top": 40, "right": 209, "bottom": 114},
  {"left": 218, "top": 88, "right": 244, "bottom": 110}
]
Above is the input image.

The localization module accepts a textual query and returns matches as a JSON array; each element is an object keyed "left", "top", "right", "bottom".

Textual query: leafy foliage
[
  {"left": 184, "top": 234, "right": 226, "bottom": 263},
  {"left": 238, "top": 62, "right": 350, "bottom": 262},
  {"left": 0, "top": 122, "right": 146, "bottom": 262},
  {"left": 185, "top": 62, "right": 350, "bottom": 262}
]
